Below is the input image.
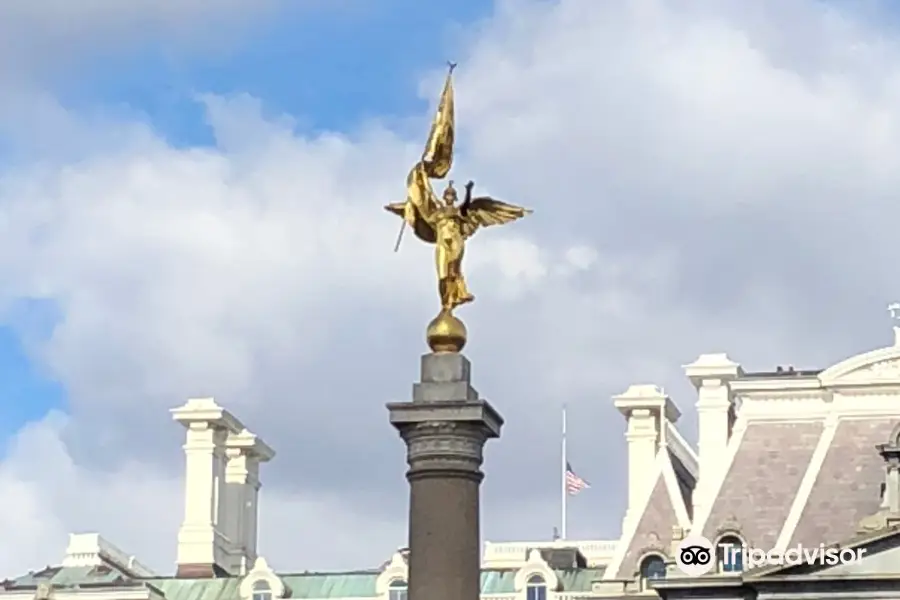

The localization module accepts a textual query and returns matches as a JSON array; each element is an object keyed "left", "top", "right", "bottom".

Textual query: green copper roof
[
  {"left": 6, "top": 566, "right": 605, "bottom": 598},
  {"left": 150, "top": 572, "right": 380, "bottom": 600},
  {"left": 8, "top": 565, "right": 131, "bottom": 587}
]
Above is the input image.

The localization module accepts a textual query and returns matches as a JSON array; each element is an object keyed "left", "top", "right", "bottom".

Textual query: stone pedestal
[{"left": 387, "top": 352, "right": 503, "bottom": 600}]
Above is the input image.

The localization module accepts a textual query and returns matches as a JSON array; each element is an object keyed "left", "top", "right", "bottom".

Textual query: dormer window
[
  {"left": 525, "top": 575, "right": 546, "bottom": 600},
  {"left": 239, "top": 557, "right": 287, "bottom": 600},
  {"left": 639, "top": 555, "right": 666, "bottom": 581},
  {"left": 388, "top": 580, "right": 407, "bottom": 600},
  {"left": 716, "top": 536, "right": 744, "bottom": 573},
  {"left": 252, "top": 581, "right": 272, "bottom": 600}
]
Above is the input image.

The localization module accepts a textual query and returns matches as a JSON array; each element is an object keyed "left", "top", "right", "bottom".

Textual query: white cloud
[
  {"left": 0, "top": 0, "right": 281, "bottom": 77},
  {"left": 0, "top": 414, "right": 404, "bottom": 575},
  {"left": 3, "top": 0, "right": 900, "bottom": 579}
]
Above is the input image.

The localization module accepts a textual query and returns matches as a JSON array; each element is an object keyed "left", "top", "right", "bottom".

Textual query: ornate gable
[{"left": 819, "top": 345, "right": 900, "bottom": 388}]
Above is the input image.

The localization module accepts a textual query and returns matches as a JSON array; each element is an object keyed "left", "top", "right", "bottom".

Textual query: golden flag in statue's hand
[
  {"left": 391, "top": 62, "right": 457, "bottom": 252},
  {"left": 421, "top": 62, "right": 456, "bottom": 179}
]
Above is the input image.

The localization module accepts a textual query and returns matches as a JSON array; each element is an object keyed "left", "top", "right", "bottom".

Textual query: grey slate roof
[
  {"left": 614, "top": 476, "right": 679, "bottom": 579},
  {"left": 669, "top": 450, "right": 695, "bottom": 520},
  {"left": 702, "top": 421, "right": 823, "bottom": 550},
  {"left": 789, "top": 418, "right": 898, "bottom": 548}
]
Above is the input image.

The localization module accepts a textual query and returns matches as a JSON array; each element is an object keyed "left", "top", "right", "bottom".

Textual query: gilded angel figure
[
  {"left": 386, "top": 176, "right": 531, "bottom": 312},
  {"left": 385, "top": 63, "right": 532, "bottom": 317}
]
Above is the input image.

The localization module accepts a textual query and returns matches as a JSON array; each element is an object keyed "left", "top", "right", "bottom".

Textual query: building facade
[{"left": 6, "top": 327, "right": 900, "bottom": 600}]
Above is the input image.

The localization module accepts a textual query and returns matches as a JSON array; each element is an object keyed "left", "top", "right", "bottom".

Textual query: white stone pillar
[
  {"left": 684, "top": 353, "right": 740, "bottom": 521},
  {"left": 613, "top": 385, "right": 680, "bottom": 531},
  {"left": 171, "top": 398, "right": 243, "bottom": 577},
  {"left": 225, "top": 429, "right": 274, "bottom": 574}
]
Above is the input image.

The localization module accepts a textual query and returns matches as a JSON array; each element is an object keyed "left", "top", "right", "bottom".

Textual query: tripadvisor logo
[
  {"left": 675, "top": 535, "right": 866, "bottom": 576},
  {"left": 676, "top": 536, "right": 715, "bottom": 576}
]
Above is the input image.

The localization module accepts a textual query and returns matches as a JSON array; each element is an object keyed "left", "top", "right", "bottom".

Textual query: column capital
[
  {"left": 387, "top": 352, "right": 504, "bottom": 482},
  {"left": 683, "top": 353, "right": 742, "bottom": 389},
  {"left": 171, "top": 397, "right": 245, "bottom": 434},
  {"left": 226, "top": 428, "right": 275, "bottom": 462},
  {"left": 388, "top": 400, "right": 503, "bottom": 482}
]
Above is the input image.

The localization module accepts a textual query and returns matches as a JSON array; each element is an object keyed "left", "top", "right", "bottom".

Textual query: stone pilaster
[{"left": 388, "top": 353, "right": 503, "bottom": 600}]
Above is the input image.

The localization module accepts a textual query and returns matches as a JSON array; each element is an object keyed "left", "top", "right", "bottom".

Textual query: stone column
[{"left": 388, "top": 352, "right": 503, "bottom": 600}]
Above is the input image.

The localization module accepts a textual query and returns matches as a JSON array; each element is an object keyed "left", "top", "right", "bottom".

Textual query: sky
[{"left": 3, "top": 0, "right": 900, "bottom": 577}]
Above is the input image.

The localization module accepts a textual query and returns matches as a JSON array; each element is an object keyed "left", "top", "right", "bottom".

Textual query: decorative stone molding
[
  {"left": 239, "top": 557, "right": 287, "bottom": 600},
  {"left": 633, "top": 550, "right": 667, "bottom": 579},
  {"left": 684, "top": 353, "right": 742, "bottom": 381},
  {"left": 713, "top": 531, "right": 745, "bottom": 548},
  {"left": 399, "top": 419, "right": 495, "bottom": 482},
  {"left": 712, "top": 517, "right": 745, "bottom": 546},
  {"left": 482, "top": 540, "right": 618, "bottom": 569},
  {"left": 669, "top": 526, "right": 685, "bottom": 557},
  {"left": 890, "top": 422, "right": 900, "bottom": 446},
  {"left": 819, "top": 345, "right": 900, "bottom": 388},
  {"left": 34, "top": 583, "right": 52, "bottom": 600},
  {"left": 514, "top": 550, "right": 559, "bottom": 592},
  {"left": 859, "top": 359, "right": 900, "bottom": 378},
  {"left": 404, "top": 421, "right": 487, "bottom": 463},
  {"left": 735, "top": 395, "right": 830, "bottom": 422},
  {"left": 859, "top": 426, "right": 900, "bottom": 533},
  {"left": 614, "top": 385, "right": 681, "bottom": 423},
  {"left": 375, "top": 552, "right": 409, "bottom": 595}
]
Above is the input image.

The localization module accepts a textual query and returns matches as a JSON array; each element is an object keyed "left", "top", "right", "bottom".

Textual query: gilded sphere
[{"left": 426, "top": 310, "right": 467, "bottom": 353}]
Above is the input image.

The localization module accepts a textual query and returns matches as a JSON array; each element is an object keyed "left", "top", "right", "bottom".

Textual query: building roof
[
  {"left": 604, "top": 447, "right": 693, "bottom": 579},
  {"left": 2, "top": 565, "right": 606, "bottom": 598},
  {"left": 604, "top": 336, "right": 900, "bottom": 582},
  {"left": 700, "top": 420, "right": 823, "bottom": 550}
]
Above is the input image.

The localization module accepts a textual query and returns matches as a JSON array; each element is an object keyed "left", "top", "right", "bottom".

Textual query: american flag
[{"left": 565, "top": 462, "right": 589, "bottom": 495}]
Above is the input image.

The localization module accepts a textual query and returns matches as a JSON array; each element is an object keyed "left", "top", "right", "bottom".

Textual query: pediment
[{"left": 818, "top": 346, "right": 900, "bottom": 387}]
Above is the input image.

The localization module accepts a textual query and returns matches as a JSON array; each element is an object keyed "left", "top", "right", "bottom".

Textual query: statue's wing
[{"left": 460, "top": 197, "right": 532, "bottom": 239}]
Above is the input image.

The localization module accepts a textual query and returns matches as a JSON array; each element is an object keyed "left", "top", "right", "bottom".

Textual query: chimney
[
  {"left": 613, "top": 385, "right": 680, "bottom": 531},
  {"left": 226, "top": 429, "right": 275, "bottom": 574},
  {"left": 171, "top": 398, "right": 273, "bottom": 578},
  {"left": 683, "top": 354, "right": 741, "bottom": 521}
]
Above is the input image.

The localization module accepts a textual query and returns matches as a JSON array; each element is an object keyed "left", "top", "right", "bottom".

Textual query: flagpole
[{"left": 561, "top": 404, "right": 568, "bottom": 540}]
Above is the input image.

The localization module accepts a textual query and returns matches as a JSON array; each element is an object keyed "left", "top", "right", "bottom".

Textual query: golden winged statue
[{"left": 385, "top": 63, "right": 532, "bottom": 352}]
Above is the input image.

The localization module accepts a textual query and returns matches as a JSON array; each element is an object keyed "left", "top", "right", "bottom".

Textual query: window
[
  {"left": 717, "top": 536, "right": 744, "bottom": 573},
  {"left": 388, "top": 579, "right": 407, "bottom": 600},
  {"left": 525, "top": 575, "right": 546, "bottom": 600},
  {"left": 639, "top": 555, "right": 666, "bottom": 581},
  {"left": 252, "top": 581, "right": 272, "bottom": 600}
]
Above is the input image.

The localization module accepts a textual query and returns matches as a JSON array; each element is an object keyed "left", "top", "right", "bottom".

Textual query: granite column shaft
[{"left": 388, "top": 353, "right": 503, "bottom": 600}]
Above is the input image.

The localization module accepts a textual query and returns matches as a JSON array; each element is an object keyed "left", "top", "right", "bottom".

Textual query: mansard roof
[
  {"left": 603, "top": 335, "right": 900, "bottom": 587},
  {"left": 788, "top": 418, "right": 894, "bottom": 548},
  {"left": 696, "top": 420, "right": 823, "bottom": 550}
]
